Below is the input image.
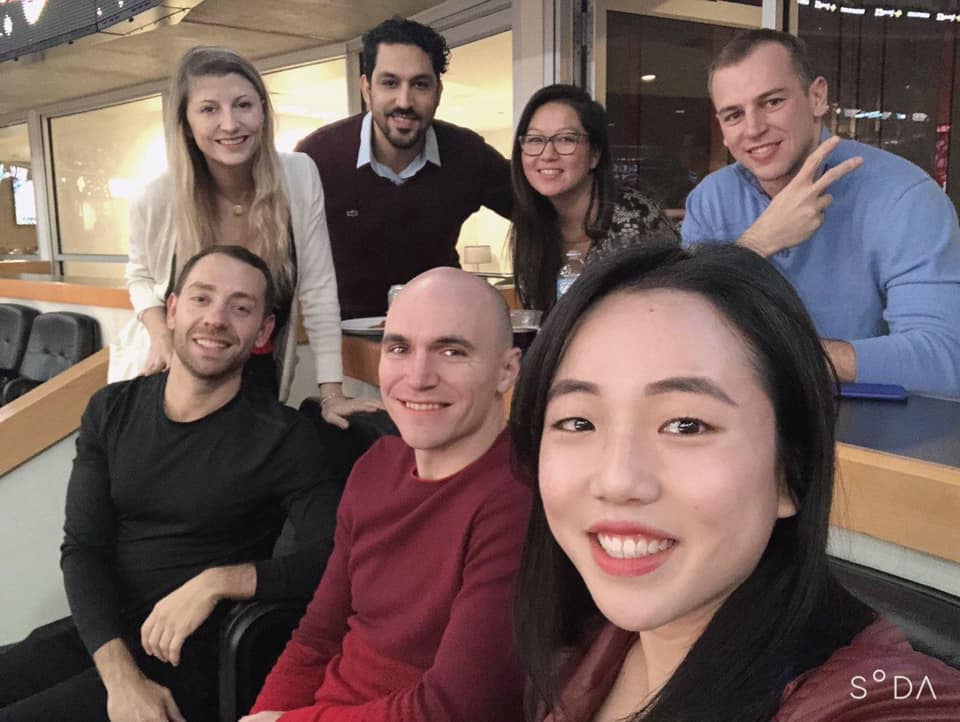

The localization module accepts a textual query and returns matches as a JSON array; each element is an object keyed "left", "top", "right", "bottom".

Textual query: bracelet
[{"left": 319, "top": 392, "right": 345, "bottom": 406}]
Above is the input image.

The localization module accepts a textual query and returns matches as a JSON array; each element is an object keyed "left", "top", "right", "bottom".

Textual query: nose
[
  {"left": 744, "top": 107, "right": 767, "bottom": 138},
  {"left": 220, "top": 107, "right": 241, "bottom": 131},
  {"left": 540, "top": 137, "right": 561, "bottom": 160},
  {"left": 407, "top": 350, "right": 439, "bottom": 389},
  {"left": 201, "top": 301, "right": 230, "bottom": 329},
  {"left": 396, "top": 83, "right": 413, "bottom": 110},
  {"left": 588, "top": 430, "right": 661, "bottom": 505}
]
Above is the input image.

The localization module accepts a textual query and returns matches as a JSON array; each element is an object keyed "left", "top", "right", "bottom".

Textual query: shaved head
[{"left": 397, "top": 267, "right": 514, "bottom": 352}]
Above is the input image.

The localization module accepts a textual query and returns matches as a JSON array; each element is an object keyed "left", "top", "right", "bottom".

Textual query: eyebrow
[
  {"left": 525, "top": 127, "right": 584, "bottom": 135},
  {"left": 645, "top": 376, "right": 738, "bottom": 406},
  {"left": 546, "top": 378, "right": 599, "bottom": 402},
  {"left": 380, "top": 334, "right": 474, "bottom": 351},
  {"left": 716, "top": 87, "right": 788, "bottom": 116},
  {"left": 185, "top": 282, "right": 258, "bottom": 304}
]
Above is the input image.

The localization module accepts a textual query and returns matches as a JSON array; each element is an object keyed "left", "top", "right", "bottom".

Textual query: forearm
[
  {"left": 851, "top": 333, "right": 960, "bottom": 396},
  {"left": 822, "top": 339, "right": 856, "bottom": 383},
  {"left": 93, "top": 638, "right": 143, "bottom": 691},
  {"left": 204, "top": 563, "right": 257, "bottom": 601},
  {"left": 139, "top": 306, "right": 170, "bottom": 342}
]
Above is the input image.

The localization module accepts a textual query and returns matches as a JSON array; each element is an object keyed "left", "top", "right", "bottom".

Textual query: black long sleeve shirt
[{"left": 60, "top": 373, "right": 337, "bottom": 655}]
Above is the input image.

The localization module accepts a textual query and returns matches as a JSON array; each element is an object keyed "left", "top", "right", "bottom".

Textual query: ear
[
  {"left": 437, "top": 78, "right": 443, "bottom": 101},
  {"left": 166, "top": 293, "right": 178, "bottom": 331},
  {"left": 255, "top": 314, "right": 276, "bottom": 349},
  {"left": 808, "top": 76, "right": 829, "bottom": 120},
  {"left": 496, "top": 347, "right": 522, "bottom": 396},
  {"left": 776, "top": 478, "right": 798, "bottom": 519},
  {"left": 360, "top": 74, "right": 372, "bottom": 109},
  {"left": 590, "top": 146, "right": 600, "bottom": 171}
]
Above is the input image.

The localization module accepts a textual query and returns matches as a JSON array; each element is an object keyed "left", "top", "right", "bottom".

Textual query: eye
[
  {"left": 414, "top": 80, "right": 431, "bottom": 90},
  {"left": 722, "top": 110, "right": 741, "bottom": 124},
  {"left": 552, "top": 417, "right": 595, "bottom": 433},
  {"left": 190, "top": 294, "right": 209, "bottom": 303},
  {"left": 381, "top": 78, "right": 398, "bottom": 88},
  {"left": 385, "top": 343, "right": 408, "bottom": 355},
  {"left": 441, "top": 347, "right": 467, "bottom": 358},
  {"left": 765, "top": 97, "right": 785, "bottom": 108},
  {"left": 199, "top": 105, "right": 216, "bottom": 114},
  {"left": 557, "top": 134, "right": 580, "bottom": 145},
  {"left": 233, "top": 304, "right": 251, "bottom": 316},
  {"left": 236, "top": 100, "right": 253, "bottom": 109},
  {"left": 659, "top": 417, "right": 711, "bottom": 435}
]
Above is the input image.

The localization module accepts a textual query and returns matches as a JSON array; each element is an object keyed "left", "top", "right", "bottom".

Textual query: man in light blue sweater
[{"left": 682, "top": 29, "right": 960, "bottom": 397}]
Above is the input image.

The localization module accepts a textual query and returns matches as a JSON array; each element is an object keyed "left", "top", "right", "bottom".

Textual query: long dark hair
[
  {"left": 511, "top": 242, "right": 875, "bottom": 721},
  {"left": 510, "top": 84, "right": 616, "bottom": 314}
]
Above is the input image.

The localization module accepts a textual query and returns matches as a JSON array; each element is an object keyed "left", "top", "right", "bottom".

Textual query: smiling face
[
  {"left": 379, "top": 269, "right": 519, "bottom": 479},
  {"left": 520, "top": 100, "right": 599, "bottom": 206},
  {"left": 361, "top": 42, "right": 442, "bottom": 155},
  {"left": 538, "top": 288, "right": 796, "bottom": 636},
  {"left": 185, "top": 72, "right": 265, "bottom": 173},
  {"left": 166, "top": 253, "right": 274, "bottom": 382},
  {"left": 711, "top": 42, "right": 828, "bottom": 197}
]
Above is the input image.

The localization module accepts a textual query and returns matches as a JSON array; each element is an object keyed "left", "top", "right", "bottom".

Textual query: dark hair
[
  {"left": 511, "top": 242, "right": 875, "bottom": 721},
  {"left": 361, "top": 16, "right": 450, "bottom": 78},
  {"left": 510, "top": 84, "right": 616, "bottom": 315},
  {"left": 709, "top": 29, "right": 816, "bottom": 93},
  {"left": 172, "top": 245, "right": 276, "bottom": 317}
]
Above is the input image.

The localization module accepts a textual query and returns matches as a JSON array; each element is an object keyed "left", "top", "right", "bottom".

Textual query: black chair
[
  {"left": 830, "top": 556, "right": 960, "bottom": 669},
  {"left": 0, "top": 303, "right": 39, "bottom": 392},
  {"left": 218, "top": 403, "right": 398, "bottom": 722},
  {"left": 1, "top": 311, "right": 100, "bottom": 404}
]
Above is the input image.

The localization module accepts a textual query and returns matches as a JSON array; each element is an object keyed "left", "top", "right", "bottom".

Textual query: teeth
[
  {"left": 404, "top": 401, "right": 444, "bottom": 411},
  {"left": 539, "top": 169, "right": 561, "bottom": 176},
  {"left": 218, "top": 138, "right": 246, "bottom": 145},
  {"left": 195, "top": 338, "right": 228, "bottom": 349},
  {"left": 597, "top": 534, "right": 674, "bottom": 559}
]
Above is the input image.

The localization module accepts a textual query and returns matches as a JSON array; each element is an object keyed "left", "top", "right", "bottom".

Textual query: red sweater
[
  {"left": 295, "top": 115, "right": 512, "bottom": 319},
  {"left": 251, "top": 430, "right": 530, "bottom": 722}
]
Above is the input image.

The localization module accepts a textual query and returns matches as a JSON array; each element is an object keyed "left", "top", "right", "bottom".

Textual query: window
[
  {"left": 49, "top": 95, "right": 165, "bottom": 262},
  {"left": 436, "top": 31, "right": 513, "bottom": 273},
  {"left": 265, "top": 58, "right": 349, "bottom": 151},
  {"left": 0, "top": 123, "right": 39, "bottom": 257}
]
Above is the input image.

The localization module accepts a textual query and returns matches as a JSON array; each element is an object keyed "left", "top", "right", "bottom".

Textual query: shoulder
[
  {"left": 83, "top": 375, "right": 161, "bottom": 431},
  {"left": 434, "top": 119, "right": 496, "bottom": 151},
  {"left": 463, "top": 431, "right": 532, "bottom": 515},
  {"left": 278, "top": 150, "right": 320, "bottom": 180},
  {"left": 296, "top": 115, "right": 363, "bottom": 157},
  {"left": 688, "top": 163, "right": 743, "bottom": 201},
  {"left": 130, "top": 172, "right": 175, "bottom": 217},
  {"left": 346, "top": 434, "right": 413, "bottom": 485},
  {"left": 238, "top": 386, "right": 311, "bottom": 435},
  {"left": 833, "top": 138, "right": 936, "bottom": 198},
  {"left": 775, "top": 618, "right": 960, "bottom": 720}
]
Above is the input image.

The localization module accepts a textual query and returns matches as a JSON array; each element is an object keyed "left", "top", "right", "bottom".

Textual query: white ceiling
[{"left": 0, "top": 0, "right": 439, "bottom": 119}]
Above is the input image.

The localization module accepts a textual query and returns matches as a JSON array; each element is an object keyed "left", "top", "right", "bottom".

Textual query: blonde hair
[{"left": 164, "top": 46, "right": 293, "bottom": 298}]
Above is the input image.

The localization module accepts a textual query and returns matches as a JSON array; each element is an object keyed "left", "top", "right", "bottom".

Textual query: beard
[
  {"left": 172, "top": 326, "right": 250, "bottom": 383},
  {"left": 374, "top": 109, "right": 425, "bottom": 150}
]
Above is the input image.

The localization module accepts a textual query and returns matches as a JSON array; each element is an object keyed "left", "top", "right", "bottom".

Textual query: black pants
[{"left": 0, "top": 616, "right": 220, "bottom": 721}]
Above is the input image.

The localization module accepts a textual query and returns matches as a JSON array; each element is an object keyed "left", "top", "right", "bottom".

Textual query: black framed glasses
[{"left": 518, "top": 132, "right": 589, "bottom": 156}]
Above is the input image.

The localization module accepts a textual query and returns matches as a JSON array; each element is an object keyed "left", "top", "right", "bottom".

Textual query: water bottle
[{"left": 556, "top": 250, "right": 585, "bottom": 300}]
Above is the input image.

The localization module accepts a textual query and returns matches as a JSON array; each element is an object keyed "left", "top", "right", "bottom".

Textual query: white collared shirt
[{"left": 356, "top": 112, "right": 441, "bottom": 185}]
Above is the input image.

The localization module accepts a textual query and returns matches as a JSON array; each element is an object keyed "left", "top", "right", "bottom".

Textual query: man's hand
[
  {"left": 822, "top": 339, "right": 857, "bottom": 382},
  {"left": 739, "top": 136, "right": 863, "bottom": 258},
  {"left": 141, "top": 565, "right": 255, "bottom": 666},
  {"left": 239, "top": 712, "right": 284, "bottom": 722},
  {"left": 106, "top": 674, "right": 185, "bottom": 722}
]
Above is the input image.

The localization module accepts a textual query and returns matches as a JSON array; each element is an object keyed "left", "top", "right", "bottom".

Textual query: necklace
[{"left": 218, "top": 189, "right": 251, "bottom": 217}]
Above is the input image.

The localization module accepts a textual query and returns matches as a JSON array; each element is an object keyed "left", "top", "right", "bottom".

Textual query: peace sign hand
[{"left": 738, "top": 135, "right": 863, "bottom": 258}]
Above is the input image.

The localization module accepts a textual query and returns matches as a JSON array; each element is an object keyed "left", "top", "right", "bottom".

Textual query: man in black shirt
[{"left": 0, "top": 247, "right": 338, "bottom": 722}]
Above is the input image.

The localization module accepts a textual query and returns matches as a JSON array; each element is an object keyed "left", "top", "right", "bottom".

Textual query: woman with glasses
[{"left": 510, "top": 84, "right": 678, "bottom": 314}]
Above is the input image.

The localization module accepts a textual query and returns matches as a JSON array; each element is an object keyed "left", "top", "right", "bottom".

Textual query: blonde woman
[{"left": 126, "top": 46, "right": 377, "bottom": 425}]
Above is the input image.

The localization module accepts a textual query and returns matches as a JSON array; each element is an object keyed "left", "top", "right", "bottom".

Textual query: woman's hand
[
  {"left": 316, "top": 382, "right": 383, "bottom": 429},
  {"left": 140, "top": 307, "right": 173, "bottom": 376}
]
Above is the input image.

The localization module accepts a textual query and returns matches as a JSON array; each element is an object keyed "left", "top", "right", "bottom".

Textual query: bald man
[{"left": 247, "top": 269, "right": 529, "bottom": 722}]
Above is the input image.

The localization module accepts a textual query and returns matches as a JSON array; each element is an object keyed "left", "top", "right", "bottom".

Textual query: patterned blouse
[{"left": 585, "top": 185, "right": 680, "bottom": 264}]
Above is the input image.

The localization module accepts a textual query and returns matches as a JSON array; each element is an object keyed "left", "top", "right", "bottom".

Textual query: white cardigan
[{"left": 125, "top": 152, "right": 343, "bottom": 400}]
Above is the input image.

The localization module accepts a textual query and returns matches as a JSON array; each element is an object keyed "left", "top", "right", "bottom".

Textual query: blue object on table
[{"left": 838, "top": 382, "right": 907, "bottom": 402}]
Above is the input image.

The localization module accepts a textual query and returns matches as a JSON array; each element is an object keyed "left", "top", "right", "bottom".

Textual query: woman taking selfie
[
  {"left": 125, "top": 46, "right": 375, "bottom": 422},
  {"left": 510, "top": 85, "right": 678, "bottom": 314},
  {"left": 511, "top": 242, "right": 960, "bottom": 720}
]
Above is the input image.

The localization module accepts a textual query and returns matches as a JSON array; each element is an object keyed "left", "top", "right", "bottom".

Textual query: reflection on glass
[
  {"left": 265, "top": 58, "right": 349, "bottom": 152},
  {"left": 61, "top": 261, "right": 127, "bottom": 279},
  {"left": 436, "top": 31, "right": 513, "bottom": 273},
  {"left": 0, "top": 123, "right": 39, "bottom": 256},
  {"left": 50, "top": 96, "right": 166, "bottom": 255},
  {"left": 605, "top": 12, "right": 735, "bottom": 210},
  {"left": 799, "top": 5, "right": 955, "bottom": 189}
]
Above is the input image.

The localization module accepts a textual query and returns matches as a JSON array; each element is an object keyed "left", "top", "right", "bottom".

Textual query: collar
[
  {"left": 734, "top": 126, "right": 834, "bottom": 197},
  {"left": 356, "top": 112, "right": 441, "bottom": 185}
]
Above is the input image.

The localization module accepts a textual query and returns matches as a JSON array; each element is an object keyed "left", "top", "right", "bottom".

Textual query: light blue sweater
[{"left": 682, "top": 136, "right": 960, "bottom": 397}]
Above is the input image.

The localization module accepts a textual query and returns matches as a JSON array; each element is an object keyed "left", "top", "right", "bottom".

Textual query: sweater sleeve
[
  {"left": 60, "top": 392, "right": 126, "bottom": 655},
  {"left": 850, "top": 179, "right": 960, "bottom": 396},
  {"left": 125, "top": 190, "right": 166, "bottom": 317},
  {"left": 477, "top": 139, "right": 513, "bottom": 220},
  {"left": 288, "top": 153, "right": 344, "bottom": 384},
  {"left": 271, "top": 482, "right": 531, "bottom": 722},
  {"left": 252, "top": 416, "right": 339, "bottom": 601},
  {"left": 250, "top": 488, "right": 355, "bottom": 713}
]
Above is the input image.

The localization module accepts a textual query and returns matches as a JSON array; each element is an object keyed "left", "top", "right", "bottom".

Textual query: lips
[
  {"left": 399, "top": 399, "right": 450, "bottom": 411},
  {"left": 746, "top": 141, "right": 780, "bottom": 161},
  {"left": 216, "top": 136, "right": 248, "bottom": 147}
]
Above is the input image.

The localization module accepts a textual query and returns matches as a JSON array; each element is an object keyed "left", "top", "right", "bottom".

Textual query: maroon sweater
[
  {"left": 251, "top": 430, "right": 530, "bottom": 722},
  {"left": 296, "top": 115, "right": 512, "bottom": 318}
]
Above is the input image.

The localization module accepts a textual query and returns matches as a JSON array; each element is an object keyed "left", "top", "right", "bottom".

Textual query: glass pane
[
  {"left": 265, "top": 58, "right": 349, "bottom": 152},
  {"left": 0, "top": 123, "right": 40, "bottom": 256},
  {"left": 606, "top": 12, "right": 736, "bottom": 211},
  {"left": 50, "top": 95, "right": 166, "bottom": 255},
  {"left": 61, "top": 260, "right": 127, "bottom": 279},
  {"left": 436, "top": 31, "right": 513, "bottom": 273},
  {"left": 799, "top": 2, "right": 956, "bottom": 190}
]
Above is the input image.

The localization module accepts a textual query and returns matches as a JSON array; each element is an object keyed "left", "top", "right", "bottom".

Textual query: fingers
[
  {"left": 813, "top": 155, "right": 863, "bottom": 193},
  {"left": 798, "top": 135, "right": 842, "bottom": 180},
  {"left": 816, "top": 193, "right": 834, "bottom": 211},
  {"left": 321, "top": 409, "right": 350, "bottom": 430},
  {"left": 167, "top": 632, "right": 185, "bottom": 668}
]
